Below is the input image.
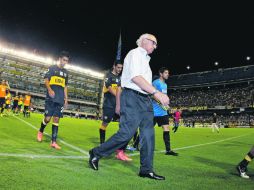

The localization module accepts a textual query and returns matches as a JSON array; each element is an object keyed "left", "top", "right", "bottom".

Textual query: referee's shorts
[{"left": 154, "top": 115, "right": 169, "bottom": 127}]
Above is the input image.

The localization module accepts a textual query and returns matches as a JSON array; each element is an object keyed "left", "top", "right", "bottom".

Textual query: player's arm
[
  {"left": 45, "top": 78, "right": 55, "bottom": 97},
  {"left": 105, "top": 75, "right": 117, "bottom": 96},
  {"left": 115, "top": 86, "right": 122, "bottom": 115},
  {"left": 44, "top": 67, "right": 55, "bottom": 97},
  {"left": 64, "top": 86, "right": 68, "bottom": 107},
  {"left": 108, "top": 86, "right": 117, "bottom": 96}
]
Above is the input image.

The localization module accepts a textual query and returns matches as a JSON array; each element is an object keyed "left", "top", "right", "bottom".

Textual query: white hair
[{"left": 136, "top": 33, "right": 151, "bottom": 47}]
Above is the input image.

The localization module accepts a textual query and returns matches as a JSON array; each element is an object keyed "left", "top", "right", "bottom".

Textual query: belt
[{"left": 124, "top": 87, "right": 149, "bottom": 97}]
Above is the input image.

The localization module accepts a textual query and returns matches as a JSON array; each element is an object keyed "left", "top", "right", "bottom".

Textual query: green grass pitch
[{"left": 0, "top": 113, "right": 253, "bottom": 190}]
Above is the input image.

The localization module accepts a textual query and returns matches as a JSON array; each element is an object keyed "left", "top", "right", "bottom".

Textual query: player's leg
[
  {"left": 23, "top": 106, "right": 27, "bottom": 117},
  {"left": 12, "top": 104, "right": 16, "bottom": 114},
  {"left": 50, "top": 103, "right": 64, "bottom": 149},
  {"left": 116, "top": 142, "right": 133, "bottom": 161},
  {"left": 172, "top": 120, "right": 175, "bottom": 131},
  {"left": 236, "top": 146, "right": 254, "bottom": 179},
  {"left": 37, "top": 116, "right": 51, "bottom": 142},
  {"left": 0, "top": 98, "right": 5, "bottom": 116},
  {"left": 7, "top": 105, "right": 11, "bottom": 116},
  {"left": 211, "top": 123, "right": 215, "bottom": 132},
  {"left": 160, "top": 116, "right": 178, "bottom": 156},
  {"left": 50, "top": 116, "right": 61, "bottom": 149},
  {"left": 99, "top": 107, "right": 113, "bottom": 144},
  {"left": 37, "top": 101, "right": 53, "bottom": 142},
  {"left": 215, "top": 123, "right": 219, "bottom": 133},
  {"left": 173, "top": 121, "right": 179, "bottom": 133}
]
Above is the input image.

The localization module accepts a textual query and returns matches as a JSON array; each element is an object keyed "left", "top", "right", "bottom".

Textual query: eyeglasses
[{"left": 145, "top": 38, "right": 157, "bottom": 48}]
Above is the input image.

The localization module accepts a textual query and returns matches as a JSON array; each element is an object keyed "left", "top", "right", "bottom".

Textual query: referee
[
  {"left": 153, "top": 67, "right": 178, "bottom": 156},
  {"left": 89, "top": 33, "right": 169, "bottom": 180}
]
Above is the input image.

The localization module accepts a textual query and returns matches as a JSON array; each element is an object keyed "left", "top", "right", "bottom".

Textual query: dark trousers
[{"left": 93, "top": 89, "right": 155, "bottom": 173}]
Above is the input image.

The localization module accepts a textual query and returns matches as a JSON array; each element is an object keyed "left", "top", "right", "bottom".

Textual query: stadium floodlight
[
  {"left": 0, "top": 43, "right": 104, "bottom": 79},
  {"left": 65, "top": 65, "right": 104, "bottom": 79},
  {"left": 246, "top": 56, "right": 251, "bottom": 61}
]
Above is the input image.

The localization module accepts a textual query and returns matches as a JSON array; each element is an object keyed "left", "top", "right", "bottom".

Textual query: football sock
[
  {"left": 239, "top": 150, "right": 254, "bottom": 168},
  {"left": 163, "top": 131, "right": 170, "bottom": 152},
  {"left": 39, "top": 119, "right": 47, "bottom": 133},
  {"left": 52, "top": 123, "right": 59, "bottom": 142},
  {"left": 99, "top": 125, "right": 106, "bottom": 144}
]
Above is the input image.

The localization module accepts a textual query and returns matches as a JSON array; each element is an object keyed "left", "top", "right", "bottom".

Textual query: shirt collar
[{"left": 138, "top": 46, "right": 148, "bottom": 55}]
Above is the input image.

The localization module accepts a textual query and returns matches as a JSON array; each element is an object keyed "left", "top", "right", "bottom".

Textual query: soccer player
[
  {"left": 5, "top": 90, "right": 12, "bottom": 116},
  {"left": 37, "top": 51, "right": 69, "bottom": 149},
  {"left": 153, "top": 67, "right": 178, "bottom": 156},
  {"left": 236, "top": 146, "right": 254, "bottom": 179},
  {"left": 211, "top": 113, "right": 219, "bottom": 133},
  {"left": 23, "top": 93, "right": 32, "bottom": 117},
  {"left": 12, "top": 94, "right": 19, "bottom": 115},
  {"left": 172, "top": 107, "right": 181, "bottom": 133},
  {"left": 0, "top": 80, "right": 10, "bottom": 117},
  {"left": 99, "top": 61, "right": 122, "bottom": 144},
  {"left": 99, "top": 61, "right": 132, "bottom": 161},
  {"left": 17, "top": 95, "right": 24, "bottom": 114}
]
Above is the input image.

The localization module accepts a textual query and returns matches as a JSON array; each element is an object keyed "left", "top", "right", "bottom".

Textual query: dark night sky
[{"left": 0, "top": 1, "right": 253, "bottom": 75}]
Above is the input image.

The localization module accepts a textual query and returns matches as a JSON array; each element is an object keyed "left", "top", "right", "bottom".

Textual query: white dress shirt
[{"left": 121, "top": 47, "right": 152, "bottom": 94}]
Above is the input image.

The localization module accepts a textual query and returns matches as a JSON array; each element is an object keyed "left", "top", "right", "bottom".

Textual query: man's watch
[{"left": 151, "top": 89, "right": 159, "bottom": 95}]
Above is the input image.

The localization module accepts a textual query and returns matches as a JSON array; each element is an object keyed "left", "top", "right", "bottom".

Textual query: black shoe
[
  {"left": 139, "top": 172, "right": 165, "bottom": 180},
  {"left": 89, "top": 149, "right": 99, "bottom": 170},
  {"left": 165, "top": 151, "right": 178, "bottom": 156}
]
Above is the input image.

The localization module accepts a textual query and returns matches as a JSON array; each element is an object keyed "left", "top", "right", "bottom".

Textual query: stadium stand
[
  {"left": 0, "top": 45, "right": 104, "bottom": 118},
  {"left": 167, "top": 65, "right": 254, "bottom": 127}
]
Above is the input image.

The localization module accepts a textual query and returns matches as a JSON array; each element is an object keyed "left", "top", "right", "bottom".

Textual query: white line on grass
[
  {"left": 0, "top": 153, "right": 88, "bottom": 159},
  {"left": 3, "top": 117, "right": 252, "bottom": 160},
  {"left": 13, "top": 115, "right": 89, "bottom": 155},
  {"left": 129, "top": 133, "right": 251, "bottom": 157}
]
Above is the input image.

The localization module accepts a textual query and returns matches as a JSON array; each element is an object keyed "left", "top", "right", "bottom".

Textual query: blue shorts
[
  {"left": 0, "top": 97, "right": 5, "bottom": 107},
  {"left": 44, "top": 101, "right": 64, "bottom": 118}
]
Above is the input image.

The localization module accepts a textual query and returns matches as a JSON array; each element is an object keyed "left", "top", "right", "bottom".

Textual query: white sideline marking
[
  {"left": 13, "top": 116, "right": 89, "bottom": 155},
  {"left": 3, "top": 118, "right": 251, "bottom": 160},
  {"left": 0, "top": 133, "right": 249, "bottom": 160},
  {"left": 0, "top": 153, "right": 88, "bottom": 159},
  {"left": 129, "top": 133, "right": 251, "bottom": 157}
]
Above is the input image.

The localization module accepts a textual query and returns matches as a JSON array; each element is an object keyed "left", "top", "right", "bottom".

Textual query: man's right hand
[
  {"left": 153, "top": 91, "right": 169, "bottom": 106},
  {"left": 48, "top": 89, "right": 55, "bottom": 98}
]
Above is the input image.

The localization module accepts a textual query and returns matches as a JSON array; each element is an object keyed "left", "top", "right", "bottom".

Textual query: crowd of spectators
[
  {"left": 182, "top": 113, "right": 254, "bottom": 127},
  {"left": 169, "top": 84, "right": 253, "bottom": 108}
]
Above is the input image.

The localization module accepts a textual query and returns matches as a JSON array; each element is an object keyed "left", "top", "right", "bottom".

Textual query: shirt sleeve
[
  {"left": 152, "top": 80, "right": 160, "bottom": 91},
  {"left": 128, "top": 50, "right": 143, "bottom": 80},
  {"left": 104, "top": 73, "right": 113, "bottom": 88},
  {"left": 65, "top": 71, "right": 68, "bottom": 86},
  {"left": 44, "top": 66, "right": 53, "bottom": 80}
]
